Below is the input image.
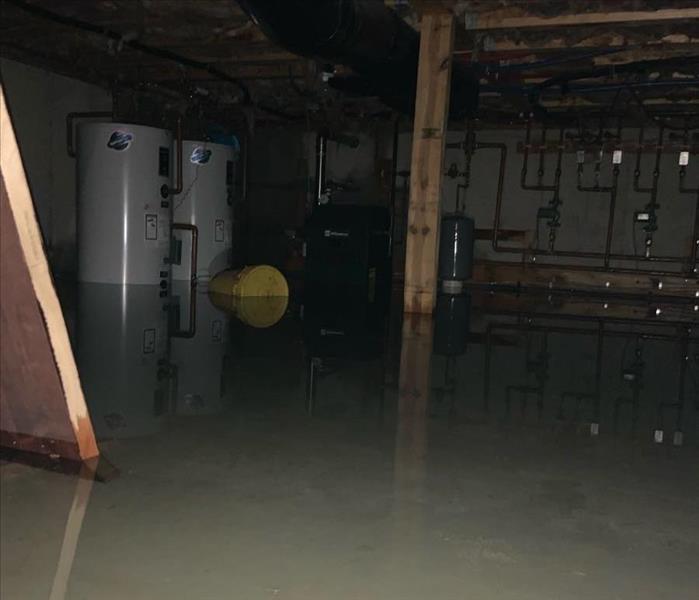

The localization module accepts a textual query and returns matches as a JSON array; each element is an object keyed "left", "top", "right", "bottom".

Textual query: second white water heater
[
  {"left": 76, "top": 122, "right": 172, "bottom": 286},
  {"left": 172, "top": 141, "right": 236, "bottom": 282}
]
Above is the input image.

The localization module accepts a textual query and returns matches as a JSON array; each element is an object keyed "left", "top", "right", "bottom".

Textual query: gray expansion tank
[{"left": 439, "top": 214, "right": 475, "bottom": 285}]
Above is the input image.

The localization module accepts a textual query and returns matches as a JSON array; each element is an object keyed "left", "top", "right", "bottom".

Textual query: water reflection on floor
[
  {"left": 61, "top": 281, "right": 699, "bottom": 445},
  {"left": 305, "top": 288, "right": 698, "bottom": 445},
  {"left": 1, "top": 282, "right": 698, "bottom": 599}
]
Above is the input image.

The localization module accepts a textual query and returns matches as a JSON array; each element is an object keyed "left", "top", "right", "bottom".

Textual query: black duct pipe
[{"left": 238, "top": 0, "right": 479, "bottom": 119}]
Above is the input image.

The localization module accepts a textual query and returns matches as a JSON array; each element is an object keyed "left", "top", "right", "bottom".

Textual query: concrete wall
[
  {"left": 393, "top": 127, "right": 699, "bottom": 271},
  {"left": 245, "top": 122, "right": 698, "bottom": 274},
  {"left": 0, "top": 59, "right": 112, "bottom": 277},
  {"left": 243, "top": 124, "right": 393, "bottom": 267},
  {"left": 243, "top": 125, "right": 309, "bottom": 266}
]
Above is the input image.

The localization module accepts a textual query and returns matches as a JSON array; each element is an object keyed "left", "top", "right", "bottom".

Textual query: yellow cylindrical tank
[
  {"left": 209, "top": 265, "right": 289, "bottom": 298},
  {"left": 209, "top": 266, "right": 289, "bottom": 328}
]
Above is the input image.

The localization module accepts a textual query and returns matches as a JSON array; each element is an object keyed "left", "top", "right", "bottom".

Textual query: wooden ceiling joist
[
  {"left": 465, "top": 7, "right": 699, "bottom": 31},
  {"left": 1, "top": 0, "right": 698, "bottom": 119}
]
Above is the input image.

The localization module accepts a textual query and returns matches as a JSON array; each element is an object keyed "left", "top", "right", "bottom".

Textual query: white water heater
[
  {"left": 76, "top": 283, "right": 169, "bottom": 439},
  {"left": 172, "top": 140, "right": 236, "bottom": 282},
  {"left": 76, "top": 122, "right": 172, "bottom": 286},
  {"left": 170, "top": 281, "right": 230, "bottom": 416}
]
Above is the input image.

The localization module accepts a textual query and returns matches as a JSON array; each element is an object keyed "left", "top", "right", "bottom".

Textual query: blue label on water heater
[
  {"left": 190, "top": 146, "right": 212, "bottom": 165},
  {"left": 107, "top": 131, "right": 134, "bottom": 151}
]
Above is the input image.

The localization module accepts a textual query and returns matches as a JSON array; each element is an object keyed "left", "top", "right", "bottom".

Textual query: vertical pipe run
[
  {"left": 576, "top": 123, "right": 622, "bottom": 269},
  {"left": 604, "top": 168, "right": 620, "bottom": 268},
  {"left": 675, "top": 335, "right": 689, "bottom": 435},
  {"left": 633, "top": 126, "right": 649, "bottom": 193},
  {"left": 644, "top": 126, "right": 664, "bottom": 258},
  {"left": 482, "top": 142, "right": 508, "bottom": 253},
  {"left": 389, "top": 119, "right": 400, "bottom": 251},
  {"left": 521, "top": 121, "right": 556, "bottom": 192},
  {"left": 537, "top": 126, "right": 547, "bottom": 187},
  {"left": 168, "top": 117, "right": 183, "bottom": 197},
  {"left": 315, "top": 133, "right": 327, "bottom": 205},
  {"left": 593, "top": 320, "right": 604, "bottom": 425},
  {"left": 521, "top": 120, "right": 532, "bottom": 189},
  {"left": 678, "top": 129, "right": 699, "bottom": 274},
  {"left": 689, "top": 191, "right": 699, "bottom": 273},
  {"left": 604, "top": 119, "right": 623, "bottom": 269},
  {"left": 546, "top": 128, "right": 565, "bottom": 252},
  {"left": 483, "top": 123, "right": 691, "bottom": 273},
  {"left": 460, "top": 119, "right": 475, "bottom": 213},
  {"left": 242, "top": 129, "right": 250, "bottom": 207}
]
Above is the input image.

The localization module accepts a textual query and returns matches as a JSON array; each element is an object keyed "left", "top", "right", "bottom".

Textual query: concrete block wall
[
  {"left": 257, "top": 123, "right": 698, "bottom": 273},
  {"left": 393, "top": 128, "right": 699, "bottom": 271}
]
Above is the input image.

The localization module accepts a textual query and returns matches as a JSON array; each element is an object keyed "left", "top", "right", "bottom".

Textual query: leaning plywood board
[{"left": 0, "top": 84, "right": 98, "bottom": 462}]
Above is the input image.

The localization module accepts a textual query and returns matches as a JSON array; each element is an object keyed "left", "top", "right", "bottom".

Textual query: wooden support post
[
  {"left": 387, "top": 312, "right": 434, "bottom": 576},
  {"left": 394, "top": 313, "right": 433, "bottom": 508},
  {"left": 397, "top": 314, "right": 434, "bottom": 423},
  {"left": 404, "top": 12, "right": 454, "bottom": 314}
]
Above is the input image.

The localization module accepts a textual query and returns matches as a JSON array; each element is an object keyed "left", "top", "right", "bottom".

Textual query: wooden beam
[
  {"left": 0, "top": 85, "right": 99, "bottom": 462},
  {"left": 466, "top": 7, "right": 699, "bottom": 31},
  {"left": 404, "top": 12, "right": 455, "bottom": 315},
  {"left": 471, "top": 290, "right": 697, "bottom": 324},
  {"left": 471, "top": 262, "right": 698, "bottom": 299},
  {"left": 454, "top": 37, "right": 699, "bottom": 58},
  {"left": 484, "top": 34, "right": 698, "bottom": 53}
]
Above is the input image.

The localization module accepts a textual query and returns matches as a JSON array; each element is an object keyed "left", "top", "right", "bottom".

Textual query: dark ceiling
[{"left": 1, "top": 0, "right": 699, "bottom": 128}]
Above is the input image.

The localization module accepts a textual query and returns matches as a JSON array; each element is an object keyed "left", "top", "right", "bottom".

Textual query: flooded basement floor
[{"left": 1, "top": 283, "right": 698, "bottom": 599}]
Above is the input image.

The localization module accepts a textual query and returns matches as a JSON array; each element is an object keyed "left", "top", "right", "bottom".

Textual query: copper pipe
[
  {"left": 491, "top": 126, "right": 694, "bottom": 273},
  {"left": 481, "top": 142, "right": 508, "bottom": 253}
]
